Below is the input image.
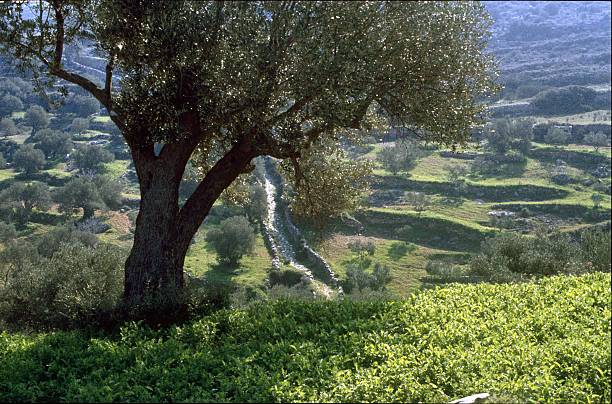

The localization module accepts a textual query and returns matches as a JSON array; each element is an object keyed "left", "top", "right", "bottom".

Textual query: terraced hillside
[{"left": 302, "top": 141, "right": 612, "bottom": 297}]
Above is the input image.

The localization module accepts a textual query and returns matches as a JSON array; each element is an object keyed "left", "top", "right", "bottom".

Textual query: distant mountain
[{"left": 486, "top": 1, "right": 611, "bottom": 99}]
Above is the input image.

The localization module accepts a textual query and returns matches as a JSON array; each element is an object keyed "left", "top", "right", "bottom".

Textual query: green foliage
[
  {"left": 36, "top": 226, "right": 99, "bottom": 258},
  {"left": 244, "top": 183, "right": 267, "bottom": 225},
  {"left": 388, "top": 241, "right": 417, "bottom": 260},
  {"left": 578, "top": 227, "right": 611, "bottom": 272},
  {"left": 24, "top": 105, "right": 49, "bottom": 131},
  {"left": 54, "top": 177, "right": 106, "bottom": 219},
  {"left": 269, "top": 268, "right": 304, "bottom": 288},
  {"left": 0, "top": 243, "right": 125, "bottom": 328},
  {"left": 583, "top": 131, "right": 608, "bottom": 152},
  {"left": 34, "top": 130, "right": 73, "bottom": 159},
  {"left": 12, "top": 144, "right": 46, "bottom": 174},
  {"left": 71, "top": 144, "right": 114, "bottom": 173},
  {"left": 0, "top": 117, "right": 19, "bottom": 136},
  {"left": 470, "top": 228, "right": 611, "bottom": 280},
  {"left": 205, "top": 216, "right": 256, "bottom": 265},
  {"left": 281, "top": 141, "right": 372, "bottom": 232},
  {"left": 0, "top": 221, "right": 16, "bottom": 243},
  {"left": 0, "top": 181, "right": 51, "bottom": 224},
  {"left": 344, "top": 262, "right": 391, "bottom": 294},
  {"left": 376, "top": 138, "right": 422, "bottom": 174},
  {"left": 0, "top": 94, "right": 23, "bottom": 117},
  {"left": 70, "top": 117, "right": 90, "bottom": 134},
  {"left": 591, "top": 193, "right": 604, "bottom": 209},
  {"left": 544, "top": 126, "right": 571, "bottom": 145},
  {"left": 533, "top": 85, "right": 605, "bottom": 115},
  {"left": 403, "top": 191, "right": 432, "bottom": 215},
  {"left": 1, "top": 274, "right": 609, "bottom": 402}
]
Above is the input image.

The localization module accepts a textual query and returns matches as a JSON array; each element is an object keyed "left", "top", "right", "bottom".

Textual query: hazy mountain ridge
[{"left": 486, "top": 1, "right": 611, "bottom": 98}]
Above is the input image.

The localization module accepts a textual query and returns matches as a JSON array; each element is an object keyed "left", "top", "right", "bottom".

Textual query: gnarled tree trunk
[{"left": 123, "top": 137, "right": 256, "bottom": 313}]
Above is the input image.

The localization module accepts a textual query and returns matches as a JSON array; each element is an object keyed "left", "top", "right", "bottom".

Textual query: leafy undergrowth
[{"left": 1, "top": 273, "right": 610, "bottom": 403}]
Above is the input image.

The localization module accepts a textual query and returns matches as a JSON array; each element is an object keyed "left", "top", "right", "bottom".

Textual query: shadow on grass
[{"left": 14, "top": 171, "right": 70, "bottom": 187}]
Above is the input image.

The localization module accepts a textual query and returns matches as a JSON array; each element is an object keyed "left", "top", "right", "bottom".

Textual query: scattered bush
[
  {"left": 583, "top": 131, "right": 609, "bottom": 152},
  {"left": 376, "top": 138, "right": 422, "bottom": 174},
  {"left": 0, "top": 94, "right": 23, "bottom": 117},
  {"left": 0, "top": 221, "right": 16, "bottom": 243},
  {"left": 544, "top": 127, "right": 570, "bottom": 145},
  {"left": 269, "top": 268, "right": 304, "bottom": 287},
  {"left": 12, "top": 144, "right": 46, "bottom": 174},
  {"left": 470, "top": 228, "right": 610, "bottom": 280},
  {"left": 0, "top": 117, "right": 19, "bottom": 136},
  {"left": 205, "top": 216, "right": 256, "bottom": 265},
  {"left": 71, "top": 144, "right": 114, "bottom": 173},
  {"left": 24, "top": 105, "right": 49, "bottom": 130},
  {"left": 0, "top": 181, "right": 51, "bottom": 224},
  {"left": 403, "top": 191, "right": 432, "bottom": 215},
  {"left": 34, "top": 130, "right": 73, "bottom": 158},
  {"left": 36, "top": 226, "right": 99, "bottom": 258},
  {"left": 387, "top": 241, "right": 416, "bottom": 260},
  {"left": 54, "top": 177, "right": 106, "bottom": 219},
  {"left": 0, "top": 243, "right": 124, "bottom": 328},
  {"left": 343, "top": 262, "right": 391, "bottom": 293}
]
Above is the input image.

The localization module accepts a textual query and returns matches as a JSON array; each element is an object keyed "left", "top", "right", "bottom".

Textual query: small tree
[
  {"left": 544, "top": 127, "right": 570, "bottom": 145},
  {"left": 0, "top": 221, "right": 17, "bottom": 243},
  {"left": 24, "top": 105, "right": 49, "bottom": 131},
  {"left": 205, "top": 216, "right": 255, "bottom": 266},
  {"left": 376, "top": 138, "right": 421, "bottom": 174},
  {"left": 94, "top": 175, "right": 124, "bottom": 210},
  {"left": 54, "top": 177, "right": 105, "bottom": 219},
  {"left": 12, "top": 144, "right": 46, "bottom": 174},
  {"left": 35, "top": 131, "right": 73, "bottom": 158},
  {"left": 404, "top": 191, "right": 432, "bottom": 215},
  {"left": 0, "top": 152, "right": 5, "bottom": 168},
  {"left": 446, "top": 164, "right": 468, "bottom": 188},
  {"left": 71, "top": 144, "right": 114, "bottom": 173},
  {"left": 0, "top": 181, "right": 51, "bottom": 223},
  {"left": 70, "top": 117, "right": 90, "bottom": 135},
  {"left": 583, "top": 131, "right": 608, "bottom": 152},
  {"left": 591, "top": 193, "right": 604, "bottom": 209},
  {"left": 245, "top": 183, "right": 267, "bottom": 225},
  {"left": 0, "top": 94, "right": 23, "bottom": 117},
  {"left": 0, "top": 117, "right": 19, "bottom": 137}
]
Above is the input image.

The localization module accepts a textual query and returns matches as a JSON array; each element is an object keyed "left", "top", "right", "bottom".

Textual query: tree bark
[{"left": 123, "top": 137, "right": 256, "bottom": 313}]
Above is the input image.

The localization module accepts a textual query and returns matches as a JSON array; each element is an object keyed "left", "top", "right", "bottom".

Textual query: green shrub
[
  {"left": 0, "top": 221, "right": 16, "bottom": 243},
  {"left": 269, "top": 268, "right": 304, "bottom": 287},
  {"left": 343, "top": 262, "right": 391, "bottom": 293},
  {"left": 205, "top": 216, "right": 255, "bottom": 265},
  {"left": 36, "top": 226, "right": 99, "bottom": 258},
  {"left": 470, "top": 229, "right": 610, "bottom": 280},
  {"left": 12, "top": 144, "right": 46, "bottom": 174},
  {"left": 0, "top": 243, "right": 125, "bottom": 328},
  {"left": 578, "top": 227, "right": 611, "bottom": 272},
  {"left": 0, "top": 274, "right": 609, "bottom": 402}
]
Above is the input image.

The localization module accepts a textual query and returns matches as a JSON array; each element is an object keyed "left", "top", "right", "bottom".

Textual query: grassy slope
[
  {"left": 316, "top": 143, "right": 611, "bottom": 296},
  {"left": 1, "top": 273, "right": 609, "bottom": 403}
]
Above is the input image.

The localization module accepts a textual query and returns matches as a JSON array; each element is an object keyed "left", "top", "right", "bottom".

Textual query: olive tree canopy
[{"left": 0, "top": 0, "right": 498, "bottom": 314}]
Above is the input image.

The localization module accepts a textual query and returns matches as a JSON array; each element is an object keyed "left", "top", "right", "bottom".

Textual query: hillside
[{"left": 1, "top": 273, "right": 609, "bottom": 402}]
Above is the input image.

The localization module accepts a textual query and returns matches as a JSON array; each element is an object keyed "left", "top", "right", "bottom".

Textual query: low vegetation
[{"left": 1, "top": 273, "right": 609, "bottom": 402}]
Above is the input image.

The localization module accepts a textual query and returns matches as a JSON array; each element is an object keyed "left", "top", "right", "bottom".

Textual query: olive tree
[
  {"left": 0, "top": 181, "right": 52, "bottom": 223},
  {"left": 12, "top": 144, "right": 46, "bottom": 174},
  {"left": 24, "top": 105, "right": 50, "bottom": 131},
  {"left": 1, "top": 1, "right": 498, "bottom": 313}
]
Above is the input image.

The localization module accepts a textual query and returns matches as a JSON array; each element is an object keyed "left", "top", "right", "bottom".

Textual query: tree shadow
[{"left": 15, "top": 171, "right": 70, "bottom": 187}]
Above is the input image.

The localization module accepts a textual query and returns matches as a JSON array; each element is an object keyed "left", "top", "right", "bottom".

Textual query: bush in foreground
[{"left": 0, "top": 273, "right": 609, "bottom": 402}]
